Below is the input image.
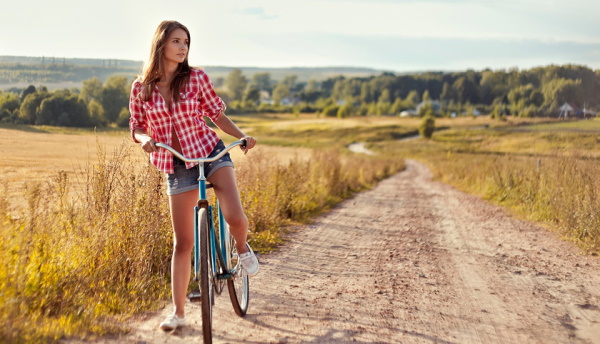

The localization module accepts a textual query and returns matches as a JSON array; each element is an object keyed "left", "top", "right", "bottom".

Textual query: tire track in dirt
[{"left": 87, "top": 159, "right": 600, "bottom": 344}]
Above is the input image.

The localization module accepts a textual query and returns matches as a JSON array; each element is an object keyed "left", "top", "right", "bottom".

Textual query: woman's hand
[
  {"left": 240, "top": 136, "right": 256, "bottom": 155},
  {"left": 140, "top": 136, "right": 158, "bottom": 153}
]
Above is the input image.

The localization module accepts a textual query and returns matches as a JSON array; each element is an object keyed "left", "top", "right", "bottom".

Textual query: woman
[{"left": 129, "top": 20, "right": 259, "bottom": 331}]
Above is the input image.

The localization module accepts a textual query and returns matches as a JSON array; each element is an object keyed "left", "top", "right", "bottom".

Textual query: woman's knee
[
  {"left": 173, "top": 238, "right": 194, "bottom": 254},
  {"left": 226, "top": 213, "right": 248, "bottom": 230}
]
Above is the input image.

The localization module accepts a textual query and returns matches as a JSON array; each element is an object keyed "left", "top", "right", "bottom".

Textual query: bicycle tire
[
  {"left": 226, "top": 232, "right": 250, "bottom": 316},
  {"left": 198, "top": 208, "right": 213, "bottom": 343}
]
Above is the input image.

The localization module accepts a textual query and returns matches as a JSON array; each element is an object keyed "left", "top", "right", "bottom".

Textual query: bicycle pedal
[{"left": 188, "top": 290, "right": 202, "bottom": 302}]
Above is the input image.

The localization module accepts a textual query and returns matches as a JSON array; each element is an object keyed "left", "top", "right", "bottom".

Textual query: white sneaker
[
  {"left": 239, "top": 243, "right": 259, "bottom": 276},
  {"left": 159, "top": 314, "right": 186, "bottom": 331}
]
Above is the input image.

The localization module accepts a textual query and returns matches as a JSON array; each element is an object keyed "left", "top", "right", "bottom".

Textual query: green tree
[
  {"left": 452, "top": 76, "right": 478, "bottom": 104},
  {"left": 280, "top": 75, "right": 298, "bottom": 89},
  {"left": 390, "top": 98, "right": 403, "bottom": 115},
  {"left": 251, "top": 72, "right": 271, "bottom": 92},
  {"left": 367, "top": 102, "right": 377, "bottom": 116},
  {"left": 305, "top": 79, "right": 319, "bottom": 93},
  {"left": 20, "top": 85, "right": 37, "bottom": 101},
  {"left": 337, "top": 103, "right": 352, "bottom": 118},
  {"left": 378, "top": 89, "right": 391, "bottom": 104},
  {"left": 490, "top": 101, "right": 508, "bottom": 120},
  {"left": 360, "top": 83, "right": 372, "bottom": 103},
  {"left": 243, "top": 84, "right": 260, "bottom": 105},
  {"left": 19, "top": 91, "right": 50, "bottom": 124},
  {"left": 322, "top": 104, "right": 339, "bottom": 117},
  {"left": 422, "top": 89, "right": 431, "bottom": 102},
  {"left": 80, "top": 77, "right": 104, "bottom": 103},
  {"left": 101, "top": 75, "right": 129, "bottom": 123},
  {"left": 272, "top": 82, "right": 290, "bottom": 105},
  {"left": 541, "top": 78, "right": 583, "bottom": 110},
  {"left": 332, "top": 79, "right": 346, "bottom": 101},
  {"left": 404, "top": 90, "right": 420, "bottom": 109},
  {"left": 38, "top": 94, "right": 92, "bottom": 127},
  {"left": 225, "top": 69, "right": 248, "bottom": 101},
  {"left": 440, "top": 82, "right": 453, "bottom": 102},
  {"left": 0, "top": 93, "right": 21, "bottom": 119},
  {"left": 299, "top": 79, "right": 321, "bottom": 103},
  {"left": 376, "top": 89, "right": 392, "bottom": 115},
  {"left": 88, "top": 99, "right": 106, "bottom": 126},
  {"left": 117, "top": 107, "right": 130, "bottom": 128}
]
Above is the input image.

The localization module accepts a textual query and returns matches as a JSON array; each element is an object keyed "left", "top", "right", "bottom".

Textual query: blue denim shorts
[{"left": 166, "top": 140, "right": 234, "bottom": 196}]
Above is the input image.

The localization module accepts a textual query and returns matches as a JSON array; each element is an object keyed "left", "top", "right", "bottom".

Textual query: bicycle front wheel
[
  {"left": 198, "top": 208, "right": 213, "bottom": 343},
  {"left": 226, "top": 234, "right": 250, "bottom": 316}
]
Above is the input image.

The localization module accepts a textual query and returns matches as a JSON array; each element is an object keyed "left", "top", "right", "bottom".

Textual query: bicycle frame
[{"left": 155, "top": 141, "right": 246, "bottom": 282}]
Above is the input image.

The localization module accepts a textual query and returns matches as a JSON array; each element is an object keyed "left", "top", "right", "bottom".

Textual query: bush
[
  {"left": 337, "top": 104, "right": 352, "bottom": 118},
  {"left": 419, "top": 115, "right": 435, "bottom": 139},
  {"left": 322, "top": 105, "right": 339, "bottom": 117}
]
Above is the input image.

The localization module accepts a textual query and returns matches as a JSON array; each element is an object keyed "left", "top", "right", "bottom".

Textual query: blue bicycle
[{"left": 156, "top": 140, "right": 249, "bottom": 344}]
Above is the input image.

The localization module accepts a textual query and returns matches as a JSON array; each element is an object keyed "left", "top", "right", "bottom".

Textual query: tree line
[
  {"left": 218, "top": 64, "right": 599, "bottom": 119},
  {"left": 0, "top": 64, "right": 597, "bottom": 127},
  {"left": 0, "top": 76, "right": 130, "bottom": 127}
]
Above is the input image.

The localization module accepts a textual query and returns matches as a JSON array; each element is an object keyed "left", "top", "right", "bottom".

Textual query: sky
[{"left": 1, "top": 0, "right": 599, "bottom": 72}]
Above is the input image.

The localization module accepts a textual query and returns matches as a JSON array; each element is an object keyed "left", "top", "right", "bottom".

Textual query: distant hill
[{"left": 0, "top": 55, "right": 385, "bottom": 91}]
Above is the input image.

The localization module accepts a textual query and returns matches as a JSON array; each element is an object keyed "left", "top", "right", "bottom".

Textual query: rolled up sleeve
[
  {"left": 198, "top": 71, "right": 226, "bottom": 122},
  {"left": 129, "top": 81, "right": 147, "bottom": 143}
]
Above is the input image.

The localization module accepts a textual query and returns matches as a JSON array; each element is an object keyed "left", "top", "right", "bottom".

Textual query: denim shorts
[{"left": 166, "top": 140, "right": 234, "bottom": 196}]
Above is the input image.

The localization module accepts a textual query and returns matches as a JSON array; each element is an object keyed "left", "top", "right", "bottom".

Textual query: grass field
[
  {"left": 1, "top": 114, "right": 599, "bottom": 342},
  {"left": 0, "top": 114, "right": 407, "bottom": 342},
  {"left": 378, "top": 116, "right": 600, "bottom": 254}
]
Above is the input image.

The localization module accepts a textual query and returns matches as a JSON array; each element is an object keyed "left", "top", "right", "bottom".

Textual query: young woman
[{"left": 129, "top": 20, "right": 259, "bottom": 331}]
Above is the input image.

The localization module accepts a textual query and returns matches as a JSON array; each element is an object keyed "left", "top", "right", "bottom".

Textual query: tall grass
[
  {"left": 0, "top": 144, "right": 173, "bottom": 342},
  {"left": 238, "top": 149, "right": 405, "bottom": 251},
  {"left": 0, "top": 142, "right": 404, "bottom": 342},
  {"left": 426, "top": 152, "right": 600, "bottom": 254}
]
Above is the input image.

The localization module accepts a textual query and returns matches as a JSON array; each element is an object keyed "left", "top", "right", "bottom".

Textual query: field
[
  {"left": 1, "top": 114, "right": 599, "bottom": 342},
  {"left": 0, "top": 114, "right": 407, "bottom": 342},
  {"left": 0, "top": 123, "right": 315, "bottom": 212}
]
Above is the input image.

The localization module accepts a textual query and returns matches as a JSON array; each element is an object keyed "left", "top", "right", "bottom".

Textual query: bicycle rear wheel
[
  {"left": 198, "top": 208, "right": 213, "bottom": 343},
  {"left": 226, "top": 233, "right": 249, "bottom": 316}
]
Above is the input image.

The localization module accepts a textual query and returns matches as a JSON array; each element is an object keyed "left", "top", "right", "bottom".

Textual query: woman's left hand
[{"left": 240, "top": 136, "right": 256, "bottom": 154}]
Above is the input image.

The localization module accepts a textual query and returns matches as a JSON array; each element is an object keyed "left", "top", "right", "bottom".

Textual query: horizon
[
  {"left": 2, "top": 55, "right": 597, "bottom": 76},
  {"left": 1, "top": 0, "right": 599, "bottom": 72}
]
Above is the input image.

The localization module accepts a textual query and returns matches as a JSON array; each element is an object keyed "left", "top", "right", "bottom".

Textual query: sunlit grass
[
  {"left": 0, "top": 117, "right": 405, "bottom": 342},
  {"left": 381, "top": 117, "right": 600, "bottom": 255},
  {"left": 3, "top": 113, "right": 599, "bottom": 342}
]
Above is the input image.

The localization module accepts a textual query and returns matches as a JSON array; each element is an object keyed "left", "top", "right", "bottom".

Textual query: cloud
[
  {"left": 237, "top": 7, "right": 278, "bottom": 20},
  {"left": 228, "top": 31, "right": 600, "bottom": 71}
]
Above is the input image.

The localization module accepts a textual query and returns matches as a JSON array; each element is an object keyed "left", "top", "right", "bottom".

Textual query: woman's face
[{"left": 163, "top": 28, "right": 189, "bottom": 65}]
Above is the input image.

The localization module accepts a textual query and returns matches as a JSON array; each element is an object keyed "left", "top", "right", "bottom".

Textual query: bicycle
[{"left": 155, "top": 140, "right": 250, "bottom": 344}]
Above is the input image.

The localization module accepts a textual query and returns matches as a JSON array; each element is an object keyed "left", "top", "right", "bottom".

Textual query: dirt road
[{"left": 99, "top": 159, "right": 600, "bottom": 343}]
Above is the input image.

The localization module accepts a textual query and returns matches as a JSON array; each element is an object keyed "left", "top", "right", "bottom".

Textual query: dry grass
[
  {"left": 0, "top": 122, "right": 404, "bottom": 342},
  {"left": 0, "top": 127, "right": 139, "bottom": 211},
  {"left": 383, "top": 119, "right": 600, "bottom": 254}
]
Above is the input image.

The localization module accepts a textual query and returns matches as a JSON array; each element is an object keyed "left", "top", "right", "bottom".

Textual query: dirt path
[{"left": 94, "top": 159, "right": 600, "bottom": 344}]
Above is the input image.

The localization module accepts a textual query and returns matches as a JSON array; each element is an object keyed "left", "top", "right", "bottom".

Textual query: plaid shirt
[{"left": 129, "top": 68, "right": 226, "bottom": 174}]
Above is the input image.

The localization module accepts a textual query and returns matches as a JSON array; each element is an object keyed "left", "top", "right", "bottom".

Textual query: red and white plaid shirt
[{"left": 129, "top": 68, "right": 226, "bottom": 174}]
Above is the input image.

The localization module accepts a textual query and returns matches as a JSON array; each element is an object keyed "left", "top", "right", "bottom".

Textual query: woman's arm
[{"left": 212, "top": 113, "right": 256, "bottom": 154}]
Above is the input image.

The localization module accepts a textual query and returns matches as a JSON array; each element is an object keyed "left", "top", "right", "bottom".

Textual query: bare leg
[
  {"left": 168, "top": 189, "right": 197, "bottom": 318},
  {"left": 208, "top": 166, "right": 250, "bottom": 254}
]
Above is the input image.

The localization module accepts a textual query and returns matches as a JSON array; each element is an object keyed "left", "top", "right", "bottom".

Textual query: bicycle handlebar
[{"left": 155, "top": 139, "right": 246, "bottom": 164}]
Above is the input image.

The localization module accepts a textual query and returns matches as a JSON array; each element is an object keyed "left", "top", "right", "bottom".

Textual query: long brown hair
[{"left": 140, "top": 20, "right": 191, "bottom": 102}]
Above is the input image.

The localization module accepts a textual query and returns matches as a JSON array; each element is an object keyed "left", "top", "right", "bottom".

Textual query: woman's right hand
[{"left": 140, "top": 136, "right": 158, "bottom": 153}]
